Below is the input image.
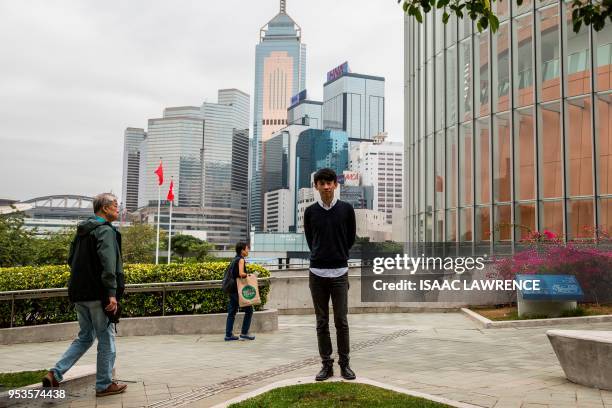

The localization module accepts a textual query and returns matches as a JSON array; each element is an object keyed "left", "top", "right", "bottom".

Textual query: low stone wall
[
  {"left": 268, "top": 264, "right": 509, "bottom": 314},
  {"left": 0, "top": 309, "right": 278, "bottom": 345}
]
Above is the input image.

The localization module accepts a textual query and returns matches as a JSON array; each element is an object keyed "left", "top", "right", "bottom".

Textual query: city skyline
[{"left": 0, "top": 0, "right": 404, "bottom": 201}]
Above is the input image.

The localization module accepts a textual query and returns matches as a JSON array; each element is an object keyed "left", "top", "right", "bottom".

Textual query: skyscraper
[
  {"left": 121, "top": 128, "right": 146, "bottom": 212},
  {"left": 134, "top": 89, "right": 250, "bottom": 248},
  {"left": 323, "top": 62, "right": 385, "bottom": 142},
  {"left": 250, "top": 0, "right": 306, "bottom": 231}
]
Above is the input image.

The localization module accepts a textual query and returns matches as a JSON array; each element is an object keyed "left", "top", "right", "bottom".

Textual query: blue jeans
[
  {"left": 51, "top": 301, "right": 115, "bottom": 391},
  {"left": 225, "top": 293, "right": 253, "bottom": 337}
]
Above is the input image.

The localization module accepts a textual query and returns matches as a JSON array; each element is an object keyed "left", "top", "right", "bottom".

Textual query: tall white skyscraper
[
  {"left": 133, "top": 89, "right": 250, "bottom": 247},
  {"left": 350, "top": 134, "right": 403, "bottom": 223},
  {"left": 250, "top": 0, "right": 306, "bottom": 231}
]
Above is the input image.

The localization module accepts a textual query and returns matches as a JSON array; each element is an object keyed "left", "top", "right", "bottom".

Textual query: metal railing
[{"left": 0, "top": 278, "right": 271, "bottom": 328}]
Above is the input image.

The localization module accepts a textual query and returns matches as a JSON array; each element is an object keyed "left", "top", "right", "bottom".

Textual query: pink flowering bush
[{"left": 493, "top": 228, "right": 612, "bottom": 304}]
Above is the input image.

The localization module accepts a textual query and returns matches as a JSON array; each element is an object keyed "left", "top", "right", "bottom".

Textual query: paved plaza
[{"left": 1, "top": 312, "right": 612, "bottom": 408}]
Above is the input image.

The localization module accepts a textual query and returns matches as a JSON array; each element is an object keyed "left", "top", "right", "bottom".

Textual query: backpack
[{"left": 222, "top": 257, "right": 239, "bottom": 294}]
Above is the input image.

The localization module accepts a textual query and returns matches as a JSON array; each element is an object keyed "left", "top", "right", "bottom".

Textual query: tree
[
  {"left": 0, "top": 211, "right": 35, "bottom": 267},
  {"left": 170, "top": 234, "right": 213, "bottom": 262},
  {"left": 33, "top": 228, "right": 75, "bottom": 266},
  {"left": 120, "top": 223, "right": 165, "bottom": 264},
  {"left": 399, "top": 0, "right": 610, "bottom": 34}
]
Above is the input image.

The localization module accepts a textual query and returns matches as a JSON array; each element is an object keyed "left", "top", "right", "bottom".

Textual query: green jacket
[{"left": 67, "top": 216, "right": 125, "bottom": 301}]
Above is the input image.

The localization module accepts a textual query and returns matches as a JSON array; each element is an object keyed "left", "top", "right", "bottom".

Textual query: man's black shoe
[
  {"left": 315, "top": 363, "right": 334, "bottom": 381},
  {"left": 340, "top": 364, "right": 356, "bottom": 380}
]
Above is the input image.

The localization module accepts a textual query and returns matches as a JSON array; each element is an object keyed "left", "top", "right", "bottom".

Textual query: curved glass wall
[{"left": 405, "top": 3, "right": 612, "bottom": 249}]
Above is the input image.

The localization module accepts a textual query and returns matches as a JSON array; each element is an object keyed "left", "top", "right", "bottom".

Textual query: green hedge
[{"left": 0, "top": 262, "right": 270, "bottom": 328}]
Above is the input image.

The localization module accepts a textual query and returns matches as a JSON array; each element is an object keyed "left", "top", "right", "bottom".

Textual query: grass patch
[
  {"left": 473, "top": 304, "right": 612, "bottom": 321},
  {"left": 0, "top": 370, "right": 47, "bottom": 392},
  {"left": 229, "top": 382, "right": 451, "bottom": 408}
]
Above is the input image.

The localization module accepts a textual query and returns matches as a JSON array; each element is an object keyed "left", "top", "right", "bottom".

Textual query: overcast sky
[{"left": 0, "top": 0, "right": 404, "bottom": 201}]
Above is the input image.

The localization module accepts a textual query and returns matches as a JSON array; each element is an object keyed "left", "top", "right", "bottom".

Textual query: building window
[
  {"left": 514, "top": 107, "right": 536, "bottom": 201},
  {"left": 566, "top": 96, "right": 593, "bottom": 196},
  {"left": 513, "top": 14, "right": 534, "bottom": 108},
  {"left": 538, "top": 102, "right": 563, "bottom": 198}
]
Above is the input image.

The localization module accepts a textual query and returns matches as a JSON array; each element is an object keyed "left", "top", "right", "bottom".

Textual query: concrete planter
[
  {"left": 0, "top": 309, "right": 278, "bottom": 345},
  {"left": 547, "top": 329, "right": 612, "bottom": 391}
]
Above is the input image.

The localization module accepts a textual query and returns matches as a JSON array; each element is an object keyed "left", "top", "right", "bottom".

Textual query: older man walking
[{"left": 42, "top": 193, "right": 127, "bottom": 397}]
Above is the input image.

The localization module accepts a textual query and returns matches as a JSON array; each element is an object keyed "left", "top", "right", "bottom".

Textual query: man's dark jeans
[
  {"left": 225, "top": 292, "right": 253, "bottom": 337},
  {"left": 309, "top": 272, "right": 350, "bottom": 366}
]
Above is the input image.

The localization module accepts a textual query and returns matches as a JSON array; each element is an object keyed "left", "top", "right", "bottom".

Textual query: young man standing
[{"left": 304, "top": 168, "right": 356, "bottom": 381}]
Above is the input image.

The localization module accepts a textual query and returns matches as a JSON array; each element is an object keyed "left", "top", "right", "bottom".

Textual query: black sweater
[{"left": 304, "top": 200, "right": 356, "bottom": 269}]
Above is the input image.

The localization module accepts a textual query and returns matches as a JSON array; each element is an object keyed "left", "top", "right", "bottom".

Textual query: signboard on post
[
  {"left": 327, "top": 61, "right": 350, "bottom": 83},
  {"left": 516, "top": 274, "right": 584, "bottom": 301}
]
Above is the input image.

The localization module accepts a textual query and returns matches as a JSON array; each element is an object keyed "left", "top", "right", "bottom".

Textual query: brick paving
[{"left": 1, "top": 313, "right": 611, "bottom": 407}]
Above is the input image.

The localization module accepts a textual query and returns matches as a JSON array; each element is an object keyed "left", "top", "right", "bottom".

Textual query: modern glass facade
[
  {"left": 404, "top": 5, "right": 612, "bottom": 249},
  {"left": 263, "top": 131, "right": 290, "bottom": 193},
  {"left": 295, "top": 129, "right": 349, "bottom": 189},
  {"left": 323, "top": 73, "right": 385, "bottom": 142},
  {"left": 121, "top": 128, "right": 146, "bottom": 212},
  {"left": 250, "top": 1, "right": 306, "bottom": 231}
]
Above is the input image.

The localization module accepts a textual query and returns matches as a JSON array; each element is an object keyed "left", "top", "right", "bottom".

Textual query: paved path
[{"left": 1, "top": 313, "right": 612, "bottom": 408}]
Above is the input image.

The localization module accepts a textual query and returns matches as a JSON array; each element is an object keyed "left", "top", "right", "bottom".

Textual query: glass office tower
[
  {"left": 121, "top": 127, "right": 146, "bottom": 212},
  {"left": 323, "top": 72, "right": 385, "bottom": 142},
  {"left": 295, "top": 129, "right": 349, "bottom": 189},
  {"left": 250, "top": 0, "right": 307, "bottom": 231},
  {"left": 404, "top": 5, "right": 612, "bottom": 250}
]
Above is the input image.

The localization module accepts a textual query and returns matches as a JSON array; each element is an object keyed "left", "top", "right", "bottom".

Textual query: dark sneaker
[
  {"left": 315, "top": 363, "right": 334, "bottom": 381},
  {"left": 224, "top": 335, "right": 239, "bottom": 341},
  {"left": 239, "top": 334, "right": 255, "bottom": 341},
  {"left": 340, "top": 365, "right": 356, "bottom": 380},
  {"left": 96, "top": 382, "right": 127, "bottom": 397},
  {"left": 42, "top": 371, "right": 59, "bottom": 388}
]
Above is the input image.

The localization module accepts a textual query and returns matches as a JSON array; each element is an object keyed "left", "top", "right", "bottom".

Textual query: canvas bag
[{"left": 237, "top": 274, "right": 261, "bottom": 307}]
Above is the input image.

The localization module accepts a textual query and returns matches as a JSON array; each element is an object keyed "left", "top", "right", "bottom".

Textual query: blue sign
[
  {"left": 290, "top": 89, "right": 307, "bottom": 107},
  {"left": 516, "top": 274, "right": 583, "bottom": 301},
  {"left": 327, "top": 61, "right": 350, "bottom": 82}
]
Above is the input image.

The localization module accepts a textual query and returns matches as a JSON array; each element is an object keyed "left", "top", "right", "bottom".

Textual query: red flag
[
  {"left": 167, "top": 180, "right": 174, "bottom": 201},
  {"left": 154, "top": 161, "right": 164, "bottom": 186}
]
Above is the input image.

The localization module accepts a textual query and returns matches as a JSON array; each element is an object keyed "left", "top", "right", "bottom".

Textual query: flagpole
[
  {"left": 167, "top": 199, "right": 173, "bottom": 264},
  {"left": 155, "top": 184, "right": 161, "bottom": 265}
]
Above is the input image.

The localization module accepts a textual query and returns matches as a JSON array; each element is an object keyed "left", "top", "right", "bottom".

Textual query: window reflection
[
  {"left": 460, "top": 39, "right": 473, "bottom": 121},
  {"left": 597, "top": 93, "right": 612, "bottom": 194},
  {"left": 514, "top": 108, "right": 536, "bottom": 201},
  {"left": 435, "top": 53, "right": 445, "bottom": 131},
  {"left": 568, "top": 199, "right": 594, "bottom": 239},
  {"left": 446, "top": 209, "right": 457, "bottom": 242},
  {"left": 596, "top": 22, "right": 612, "bottom": 92},
  {"left": 566, "top": 1, "right": 591, "bottom": 96},
  {"left": 494, "top": 113, "right": 512, "bottom": 202},
  {"left": 538, "top": 102, "right": 563, "bottom": 198},
  {"left": 476, "top": 206, "right": 491, "bottom": 242},
  {"left": 516, "top": 203, "right": 536, "bottom": 240},
  {"left": 514, "top": 14, "right": 534, "bottom": 107},
  {"left": 460, "top": 207, "right": 473, "bottom": 242},
  {"left": 494, "top": 205, "right": 512, "bottom": 241},
  {"left": 566, "top": 96, "right": 593, "bottom": 196},
  {"left": 476, "top": 118, "right": 491, "bottom": 204},
  {"left": 540, "top": 200, "right": 564, "bottom": 237},
  {"left": 446, "top": 126, "right": 458, "bottom": 208},
  {"left": 493, "top": 23, "right": 511, "bottom": 112},
  {"left": 460, "top": 122, "right": 473, "bottom": 206},
  {"left": 538, "top": 5, "right": 560, "bottom": 102},
  {"left": 447, "top": 46, "right": 457, "bottom": 125},
  {"left": 475, "top": 30, "right": 490, "bottom": 116},
  {"left": 598, "top": 198, "right": 612, "bottom": 236},
  {"left": 435, "top": 131, "right": 445, "bottom": 209}
]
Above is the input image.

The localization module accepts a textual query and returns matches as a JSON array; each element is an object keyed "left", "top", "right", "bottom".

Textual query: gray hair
[{"left": 93, "top": 193, "right": 117, "bottom": 213}]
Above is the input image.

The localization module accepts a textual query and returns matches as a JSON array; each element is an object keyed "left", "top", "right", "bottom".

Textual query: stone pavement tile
[
  {"left": 457, "top": 395, "right": 499, "bottom": 408},
  {"left": 491, "top": 397, "right": 523, "bottom": 408},
  {"left": 521, "top": 404, "right": 549, "bottom": 408}
]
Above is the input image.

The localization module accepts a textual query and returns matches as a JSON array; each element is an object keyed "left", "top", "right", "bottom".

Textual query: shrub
[
  {"left": 493, "top": 234, "right": 612, "bottom": 304},
  {"left": 0, "top": 262, "right": 270, "bottom": 328}
]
